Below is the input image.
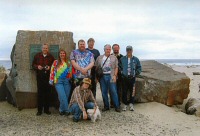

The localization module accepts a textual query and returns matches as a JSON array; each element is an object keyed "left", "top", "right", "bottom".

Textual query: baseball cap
[{"left": 126, "top": 46, "right": 133, "bottom": 51}]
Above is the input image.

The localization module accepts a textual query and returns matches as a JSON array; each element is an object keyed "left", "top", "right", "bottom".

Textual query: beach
[{"left": 0, "top": 64, "right": 200, "bottom": 136}]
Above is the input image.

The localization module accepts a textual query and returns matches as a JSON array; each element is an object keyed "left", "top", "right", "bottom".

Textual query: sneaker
[
  {"left": 59, "top": 111, "right": 65, "bottom": 116},
  {"left": 122, "top": 105, "right": 128, "bottom": 111},
  {"left": 129, "top": 103, "right": 134, "bottom": 111}
]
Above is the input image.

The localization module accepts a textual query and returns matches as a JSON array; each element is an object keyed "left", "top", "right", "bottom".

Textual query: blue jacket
[{"left": 119, "top": 55, "right": 142, "bottom": 77}]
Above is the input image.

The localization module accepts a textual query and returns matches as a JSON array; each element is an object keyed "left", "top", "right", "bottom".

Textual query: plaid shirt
[
  {"left": 69, "top": 86, "right": 97, "bottom": 111},
  {"left": 32, "top": 52, "right": 55, "bottom": 75}
]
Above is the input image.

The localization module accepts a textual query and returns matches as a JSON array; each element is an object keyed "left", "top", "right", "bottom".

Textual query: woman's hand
[
  {"left": 83, "top": 111, "right": 88, "bottom": 120},
  {"left": 113, "top": 75, "right": 117, "bottom": 83}
]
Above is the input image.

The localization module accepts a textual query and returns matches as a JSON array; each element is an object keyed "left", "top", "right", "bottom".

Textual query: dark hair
[
  {"left": 78, "top": 39, "right": 85, "bottom": 45},
  {"left": 80, "top": 81, "right": 92, "bottom": 90},
  {"left": 87, "top": 38, "right": 95, "bottom": 44},
  {"left": 112, "top": 44, "right": 120, "bottom": 49}
]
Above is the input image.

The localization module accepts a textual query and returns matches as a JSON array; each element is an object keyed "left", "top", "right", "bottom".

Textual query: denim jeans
[
  {"left": 100, "top": 74, "right": 119, "bottom": 109},
  {"left": 69, "top": 102, "right": 94, "bottom": 120},
  {"left": 55, "top": 78, "right": 71, "bottom": 112}
]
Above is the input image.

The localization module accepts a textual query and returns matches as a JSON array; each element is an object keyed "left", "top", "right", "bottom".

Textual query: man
[
  {"left": 111, "top": 44, "right": 123, "bottom": 106},
  {"left": 69, "top": 78, "right": 98, "bottom": 122},
  {"left": 86, "top": 38, "right": 100, "bottom": 98},
  {"left": 70, "top": 39, "right": 94, "bottom": 86},
  {"left": 32, "top": 43, "right": 55, "bottom": 116},
  {"left": 95, "top": 44, "right": 120, "bottom": 112},
  {"left": 119, "top": 46, "right": 141, "bottom": 111}
]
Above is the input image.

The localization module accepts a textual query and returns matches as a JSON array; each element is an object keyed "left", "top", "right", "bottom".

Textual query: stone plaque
[{"left": 30, "top": 44, "right": 59, "bottom": 69}]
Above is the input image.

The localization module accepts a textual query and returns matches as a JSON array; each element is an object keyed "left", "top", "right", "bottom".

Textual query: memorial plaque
[
  {"left": 30, "top": 44, "right": 59, "bottom": 69},
  {"left": 49, "top": 45, "right": 59, "bottom": 60},
  {"left": 30, "top": 44, "right": 42, "bottom": 69}
]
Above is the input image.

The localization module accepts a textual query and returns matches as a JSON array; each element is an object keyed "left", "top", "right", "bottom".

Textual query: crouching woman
[{"left": 69, "top": 78, "right": 98, "bottom": 122}]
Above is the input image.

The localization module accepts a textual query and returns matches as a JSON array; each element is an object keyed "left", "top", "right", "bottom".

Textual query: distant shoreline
[{"left": 1, "top": 59, "right": 200, "bottom": 70}]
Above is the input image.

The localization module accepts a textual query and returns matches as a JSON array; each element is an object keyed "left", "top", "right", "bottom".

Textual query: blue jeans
[
  {"left": 55, "top": 78, "right": 71, "bottom": 112},
  {"left": 69, "top": 102, "right": 94, "bottom": 120},
  {"left": 100, "top": 75, "right": 119, "bottom": 109}
]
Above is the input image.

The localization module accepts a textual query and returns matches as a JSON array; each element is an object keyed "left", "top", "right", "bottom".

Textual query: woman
[
  {"left": 69, "top": 78, "right": 98, "bottom": 122},
  {"left": 49, "top": 49, "right": 76, "bottom": 115}
]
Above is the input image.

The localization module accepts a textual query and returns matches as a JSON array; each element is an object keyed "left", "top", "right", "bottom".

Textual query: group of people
[{"left": 32, "top": 38, "right": 142, "bottom": 122}]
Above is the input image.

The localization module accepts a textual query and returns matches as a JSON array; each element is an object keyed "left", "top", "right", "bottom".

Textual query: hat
[
  {"left": 82, "top": 78, "right": 91, "bottom": 85},
  {"left": 126, "top": 46, "right": 133, "bottom": 51}
]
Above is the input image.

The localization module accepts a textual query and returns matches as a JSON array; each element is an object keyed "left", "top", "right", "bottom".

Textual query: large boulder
[
  {"left": 7, "top": 30, "right": 75, "bottom": 109},
  {"left": 185, "top": 98, "right": 200, "bottom": 117},
  {"left": 135, "top": 60, "right": 190, "bottom": 106}
]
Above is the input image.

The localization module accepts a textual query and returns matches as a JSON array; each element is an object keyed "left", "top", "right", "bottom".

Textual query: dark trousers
[
  {"left": 91, "top": 68, "right": 97, "bottom": 98},
  {"left": 36, "top": 74, "right": 51, "bottom": 113},
  {"left": 122, "top": 76, "right": 136, "bottom": 105}
]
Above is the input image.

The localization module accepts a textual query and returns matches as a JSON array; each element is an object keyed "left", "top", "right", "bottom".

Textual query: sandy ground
[{"left": 0, "top": 65, "right": 200, "bottom": 136}]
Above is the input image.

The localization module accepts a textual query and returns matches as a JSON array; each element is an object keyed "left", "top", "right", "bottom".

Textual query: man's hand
[
  {"left": 80, "top": 68, "right": 88, "bottom": 75},
  {"left": 112, "top": 75, "right": 117, "bottom": 83},
  {"left": 45, "top": 66, "right": 50, "bottom": 70},
  {"left": 83, "top": 111, "right": 88, "bottom": 120},
  {"left": 38, "top": 65, "right": 43, "bottom": 70}
]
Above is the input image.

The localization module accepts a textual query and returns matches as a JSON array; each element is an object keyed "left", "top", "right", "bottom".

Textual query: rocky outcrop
[
  {"left": 7, "top": 30, "right": 75, "bottom": 109},
  {"left": 135, "top": 60, "right": 190, "bottom": 106},
  {"left": 185, "top": 98, "right": 200, "bottom": 117},
  {"left": 0, "top": 70, "right": 7, "bottom": 101}
]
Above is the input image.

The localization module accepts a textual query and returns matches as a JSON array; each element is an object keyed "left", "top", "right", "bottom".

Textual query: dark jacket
[{"left": 119, "top": 55, "right": 142, "bottom": 77}]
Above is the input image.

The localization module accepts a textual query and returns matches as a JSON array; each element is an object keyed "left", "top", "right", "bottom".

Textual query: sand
[{"left": 0, "top": 65, "right": 200, "bottom": 136}]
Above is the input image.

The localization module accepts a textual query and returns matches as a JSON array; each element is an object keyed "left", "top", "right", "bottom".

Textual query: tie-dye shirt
[
  {"left": 49, "top": 60, "right": 76, "bottom": 85},
  {"left": 70, "top": 49, "right": 94, "bottom": 78}
]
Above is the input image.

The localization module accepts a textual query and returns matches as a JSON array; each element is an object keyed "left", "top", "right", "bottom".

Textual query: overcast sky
[{"left": 0, "top": 0, "right": 200, "bottom": 60}]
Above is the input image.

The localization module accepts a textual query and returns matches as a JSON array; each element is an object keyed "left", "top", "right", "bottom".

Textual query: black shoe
[
  {"left": 115, "top": 108, "right": 121, "bottom": 112},
  {"left": 64, "top": 112, "right": 70, "bottom": 116},
  {"left": 36, "top": 112, "right": 42, "bottom": 116},
  {"left": 59, "top": 111, "right": 65, "bottom": 116},
  {"left": 44, "top": 111, "right": 51, "bottom": 115},
  {"left": 73, "top": 118, "right": 79, "bottom": 122},
  {"left": 102, "top": 107, "right": 109, "bottom": 112}
]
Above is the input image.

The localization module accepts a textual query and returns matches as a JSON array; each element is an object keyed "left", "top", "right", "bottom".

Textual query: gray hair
[
  {"left": 104, "top": 44, "right": 111, "bottom": 51},
  {"left": 41, "top": 43, "right": 49, "bottom": 49}
]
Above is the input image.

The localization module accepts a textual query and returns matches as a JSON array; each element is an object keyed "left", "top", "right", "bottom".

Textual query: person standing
[
  {"left": 69, "top": 78, "right": 98, "bottom": 122},
  {"left": 95, "top": 44, "right": 120, "bottom": 112},
  {"left": 111, "top": 44, "right": 123, "bottom": 106},
  {"left": 119, "top": 46, "right": 142, "bottom": 111},
  {"left": 86, "top": 38, "right": 100, "bottom": 98},
  {"left": 70, "top": 39, "right": 94, "bottom": 86},
  {"left": 49, "top": 49, "right": 76, "bottom": 116},
  {"left": 32, "top": 43, "right": 55, "bottom": 116}
]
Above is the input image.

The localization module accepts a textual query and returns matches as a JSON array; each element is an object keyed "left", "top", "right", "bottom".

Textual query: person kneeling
[{"left": 69, "top": 78, "right": 98, "bottom": 122}]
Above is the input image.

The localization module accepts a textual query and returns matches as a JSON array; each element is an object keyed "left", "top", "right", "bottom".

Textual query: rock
[
  {"left": 0, "top": 70, "right": 7, "bottom": 101},
  {"left": 7, "top": 30, "right": 75, "bottom": 109},
  {"left": 135, "top": 60, "right": 190, "bottom": 106},
  {"left": 185, "top": 98, "right": 200, "bottom": 117}
]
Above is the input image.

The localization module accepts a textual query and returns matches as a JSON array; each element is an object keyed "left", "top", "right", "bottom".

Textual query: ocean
[{"left": 0, "top": 59, "right": 200, "bottom": 70}]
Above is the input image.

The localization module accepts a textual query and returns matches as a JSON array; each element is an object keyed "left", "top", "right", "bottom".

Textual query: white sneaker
[
  {"left": 122, "top": 105, "right": 127, "bottom": 111},
  {"left": 129, "top": 103, "right": 134, "bottom": 111}
]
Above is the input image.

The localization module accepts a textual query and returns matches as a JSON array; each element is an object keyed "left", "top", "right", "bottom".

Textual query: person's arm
[
  {"left": 49, "top": 60, "right": 56, "bottom": 85},
  {"left": 71, "top": 60, "right": 82, "bottom": 71},
  {"left": 136, "top": 58, "right": 142, "bottom": 75},
  {"left": 113, "top": 57, "right": 118, "bottom": 82},
  {"left": 32, "top": 54, "right": 39, "bottom": 70}
]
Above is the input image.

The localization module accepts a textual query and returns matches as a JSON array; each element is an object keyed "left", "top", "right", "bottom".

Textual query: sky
[{"left": 0, "top": 0, "right": 200, "bottom": 60}]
